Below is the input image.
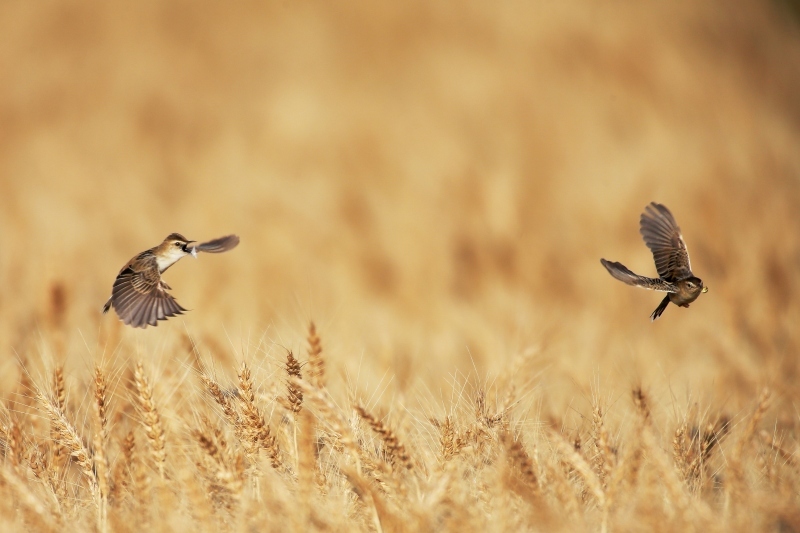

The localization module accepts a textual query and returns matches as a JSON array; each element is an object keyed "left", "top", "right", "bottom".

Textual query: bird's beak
[
  {"left": 183, "top": 243, "right": 198, "bottom": 258},
  {"left": 702, "top": 286, "right": 708, "bottom": 293}
]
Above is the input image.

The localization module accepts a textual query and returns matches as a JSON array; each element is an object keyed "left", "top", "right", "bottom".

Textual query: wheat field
[{"left": 1, "top": 2, "right": 799, "bottom": 532}]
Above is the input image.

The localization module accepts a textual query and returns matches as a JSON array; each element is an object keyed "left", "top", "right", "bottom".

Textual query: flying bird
[
  {"left": 601, "top": 203, "right": 707, "bottom": 321},
  {"left": 102, "top": 233, "right": 240, "bottom": 328}
]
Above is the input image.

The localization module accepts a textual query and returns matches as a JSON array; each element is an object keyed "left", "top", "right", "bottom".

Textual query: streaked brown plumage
[
  {"left": 601, "top": 203, "right": 707, "bottom": 321},
  {"left": 102, "top": 233, "right": 240, "bottom": 328}
]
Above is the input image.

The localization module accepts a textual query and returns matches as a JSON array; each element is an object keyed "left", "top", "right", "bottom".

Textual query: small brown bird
[
  {"left": 601, "top": 203, "right": 707, "bottom": 321},
  {"left": 102, "top": 233, "right": 240, "bottom": 328}
]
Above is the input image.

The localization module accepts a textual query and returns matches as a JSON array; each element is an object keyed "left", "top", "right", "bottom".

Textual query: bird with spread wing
[
  {"left": 102, "top": 233, "right": 239, "bottom": 328},
  {"left": 601, "top": 203, "right": 707, "bottom": 321}
]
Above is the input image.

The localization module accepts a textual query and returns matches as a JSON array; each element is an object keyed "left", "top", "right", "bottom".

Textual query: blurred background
[{"left": 1, "top": 1, "right": 799, "bottom": 418}]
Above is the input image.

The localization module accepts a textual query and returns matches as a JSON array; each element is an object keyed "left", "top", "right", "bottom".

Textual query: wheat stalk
[
  {"left": 355, "top": 405, "right": 413, "bottom": 472},
  {"left": 36, "top": 389, "right": 97, "bottom": 493},
  {"left": 550, "top": 428, "right": 605, "bottom": 509},
  {"left": 279, "top": 351, "right": 304, "bottom": 414},
  {"left": 93, "top": 366, "right": 108, "bottom": 441},
  {"left": 306, "top": 322, "right": 326, "bottom": 389},
  {"left": 591, "top": 404, "right": 613, "bottom": 490},
  {"left": 500, "top": 430, "right": 540, "bottom": 494},
  {"left": 236, "top": 362, "right": 282, "bottom": 469},
  {"left": 292, "top": 378, "right": 362, "bottom": 474},
  {"left": 133, "top": 361, "right": 167, "bottom": 480}
]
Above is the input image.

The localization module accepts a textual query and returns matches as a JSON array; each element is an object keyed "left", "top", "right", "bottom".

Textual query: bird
[
  {"left": 102, "top": 233, "right": 240, "bottom": 328},
  {"left": 600, "top": 203, "right": 707, "bottom": 321}
]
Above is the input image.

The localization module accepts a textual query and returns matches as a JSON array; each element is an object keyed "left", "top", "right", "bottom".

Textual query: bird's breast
[{"left": 156, "top": 250, "right": 187, "bottom": 272}]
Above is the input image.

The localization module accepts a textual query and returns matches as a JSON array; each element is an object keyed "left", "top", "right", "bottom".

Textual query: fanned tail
[{"left": 650, "top": 295, "right": 670, "bottom": 321}]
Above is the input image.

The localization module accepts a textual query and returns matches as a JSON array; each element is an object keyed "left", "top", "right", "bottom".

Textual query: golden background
[{"left": 0, "top": 2, "right": 799, "bottom": 529}]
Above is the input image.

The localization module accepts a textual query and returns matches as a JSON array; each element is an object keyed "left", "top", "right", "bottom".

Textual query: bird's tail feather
[{"left": 650, "top": 295, "right": 670, "bottom": 321}]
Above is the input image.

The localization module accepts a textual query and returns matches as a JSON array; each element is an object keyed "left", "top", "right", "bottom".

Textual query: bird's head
[
  {"left": 155, "top": 233, "right": 197, "bottom": 270},
  {"left": 684, "top": 276, "right": 708, "bottom": 295}
]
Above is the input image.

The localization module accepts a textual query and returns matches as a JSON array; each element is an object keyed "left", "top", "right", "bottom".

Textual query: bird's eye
[
  {"left": 174, "top": 242, "right": 182, "bottom": 247},
  {"left": 687, "top": 282, "right": 695, "bottom": 288}
]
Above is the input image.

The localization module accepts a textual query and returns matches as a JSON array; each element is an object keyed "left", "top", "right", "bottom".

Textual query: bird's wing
[
  {"left": 109, "top": 254, "right": 186, "bottom": 328},
  {"left": 639, "top": 202, "right": 693, "bottom": 281},
  {"left": 600, "top": 259, "right": 679, "bottom": 292},
  {"left": 194, "top": 234, "right": 240, "bottom": 253}
]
